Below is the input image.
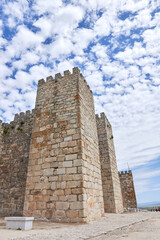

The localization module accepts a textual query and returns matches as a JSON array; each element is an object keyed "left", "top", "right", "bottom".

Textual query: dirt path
[{"left": 0, "top": 212, "right": 159, "bottom": 240}]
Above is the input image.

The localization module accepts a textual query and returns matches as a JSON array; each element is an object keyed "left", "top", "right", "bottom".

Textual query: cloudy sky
[{"left": 0, "top": 0, "right": 160, "bottom": 204}]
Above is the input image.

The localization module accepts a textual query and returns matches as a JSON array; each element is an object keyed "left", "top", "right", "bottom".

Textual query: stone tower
[
  {"left": 119, "top": 171, "right": 137, "bottom": 209},
  {"left": 96, "top": 113, "right": 123, "bottom": 213},
  {"left": 23, "top": 67, "right": 104, "bottom": 223},
  {"left": 0, "top": 67, "right": 138, "bottom": 222}
]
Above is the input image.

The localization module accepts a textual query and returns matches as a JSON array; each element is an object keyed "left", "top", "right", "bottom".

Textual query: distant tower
[
  {"left": 119, "top": 170, "right": 137, "bottom": 209},
  {"left": 96, "top": 113, "right": 123, "bottom": 213}
]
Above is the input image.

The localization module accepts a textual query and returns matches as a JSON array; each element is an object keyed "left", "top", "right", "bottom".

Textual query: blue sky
[{"left": 0, "top": 0, "right": 160, "bottom": 204}]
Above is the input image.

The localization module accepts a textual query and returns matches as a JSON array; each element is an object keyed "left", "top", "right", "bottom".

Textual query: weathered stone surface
[
  {"left": 0, "top": 67, "right": 137, "bottom": 223},
  {"left": 0, "top": 111, "right": 34, "bottom": 217},
  {"left": 119, "top": 170, "right": 137, "bottom": 209},
  {"left": 96, "top": 113, "right": 123, "bottom": 213},
  {"left": 21, "top": 67, "right": 104, "bottom": 223}
]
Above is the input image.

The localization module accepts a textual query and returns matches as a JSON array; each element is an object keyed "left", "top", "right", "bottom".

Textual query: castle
[{"left": 0, "top": 67, "right": 137, "bottom": 223}]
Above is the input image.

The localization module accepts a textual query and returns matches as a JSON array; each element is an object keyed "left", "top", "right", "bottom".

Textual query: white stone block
[{"left": 5, "top": 217, "right": 34, "bottom": 230}]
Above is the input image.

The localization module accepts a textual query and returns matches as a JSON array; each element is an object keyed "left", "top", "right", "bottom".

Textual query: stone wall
[
  {"left": 78, "top": 73, "right": 104, "bottom": 222},
  {"left": 0, "top": 66, "right": 137, "bottom": 221},
  {"left": 96, "top": 113, "right": 123, "bottom": 213},
  {"left": 23, "top": 67, "right": 104, "bottom": 223},
  {"left": 119, "top": 170, "right": 137, "bottom": 209},
  {"left": 0, "top": 111, "right": 34, "bottom": 216}
]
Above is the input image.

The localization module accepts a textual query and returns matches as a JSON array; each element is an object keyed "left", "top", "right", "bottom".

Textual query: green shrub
[
  {"left": 20, "top": 121, "right": 24, "bottom": 126},
  {"left": 17, "top": 127, "right": 22, "bottom": 131},
  {"left": 3, "top": 127, "right": 9, "bottom": 135}
]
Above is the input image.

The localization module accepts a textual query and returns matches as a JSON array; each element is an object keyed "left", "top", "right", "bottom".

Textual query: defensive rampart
[
  {"left": 0, "top": 67, "right": 137, "bottom": 222},
  {"left": 0, "top": 110, "right": 35, "bottom": 216}
]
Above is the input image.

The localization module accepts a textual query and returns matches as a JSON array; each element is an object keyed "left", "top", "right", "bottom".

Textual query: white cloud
[
  {"left": 92, "top": 43, "right": 109, "bottom": 60},
  {"left": 3, "top": 0, "right": 29, "bottom": 27},
  {"left": 136, "top": 169, "right": 160, "bottom": 180},
  {"left": 13, "top": 52, "right": 40, "bottom": 70},
  {"left": 134, "top": 179, "right": 150, "bottom": 194},
  {"left": 94, "top": 13, "right": 111, "bottom": 37},
  {"left": 48, "top": 37, "right": 74, "bottom": 59},
  {"left": 134, "top": 167, "right": 160, "bottom": 196},
  {"left": 120, "top": 0, "right": 150, "bottom": 12},
  {"left": 5, "top": 25, "right": 44, "bottom": 60},
  {"left": 0, "top": 37, "right": 6, "bottom": 47},
  {"left": 29, "top": 64, "right": 53, "bottom": 82},
  {"left": 115, "top": 42, "right": 146, "bottom": 62},
  {"left": 32, "top": 0, "right": 63, "bottom": 15},
  {"left": 34, "top": 5, "right": 84, "bottom": 37},
  {"left": 0, "top": 20, "right": 6, "bottom": 47},
  {"left": 0, "top": 20, "right": 3, "bottom": 36},
  {"left": 136, "top": 8, "right": 152, "bottom": 27},
  {"left": 0, "top": 0, "right": 160, "bottom": 202},
  {"left": 72, "top": 28, "right": 94, "bottom": 55},
  {"left": 0, "top": 64, "right": 12, "bottom": 80},
  {"left": 33, "top": 17, "right": 53, "bottom": 38},
  {"left": 55, "top": 61, "right": 74, "bottom": 74},
  {"left": 143, "top": 27, "right": 160, "bottom": 57}
]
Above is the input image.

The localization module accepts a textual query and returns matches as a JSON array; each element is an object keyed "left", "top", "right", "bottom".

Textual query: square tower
[
  {"left": 23, "top": 68, "right": 104, "bottom": 223},
  {"left": 96, "top": 113, "right": 123, "bottom": 213},
  {"left": 119, "top": 170, "right": 137, "bottom": 209}
]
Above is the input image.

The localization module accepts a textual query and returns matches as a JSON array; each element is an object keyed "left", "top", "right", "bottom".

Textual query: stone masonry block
[
  {"left": 56, "top": 202, "right": 69, "bottom": 210},
  {"left": 65, "top": 154, "right": 77, "bottom": 160},
  {"left": 57, "top": 168, "right": 65, "bottom": 175},
  {"left": 70, "top": 202, "right": 83, "bottom": 210},
  {"left": 63, "top": 161, "right": 72, "bottom": 168}
]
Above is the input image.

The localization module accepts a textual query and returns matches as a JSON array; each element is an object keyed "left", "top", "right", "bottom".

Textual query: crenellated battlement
[
  {"left": 96, "top": 112, "right": 107, "bottom": 120},
  {"left": 0, "top": 109, "right": 35, "bottom": 131},
  {"left": 55, "top": 73, "right": 62, "bottom": 80},
  {"left": 119, "top": 170, "right": 132, "bottom": 176},
  {"left": 38, "top": 67, "right": 80, "bottom": 86},
  {"left": 37, "top": 67, "right": 93, "bottom": 94},
  {"left": 13, "top": 109, "right": 35, "bottom": 122},
  {"left": 96, "top": 112, "right": 111, "bottom": 128}
]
